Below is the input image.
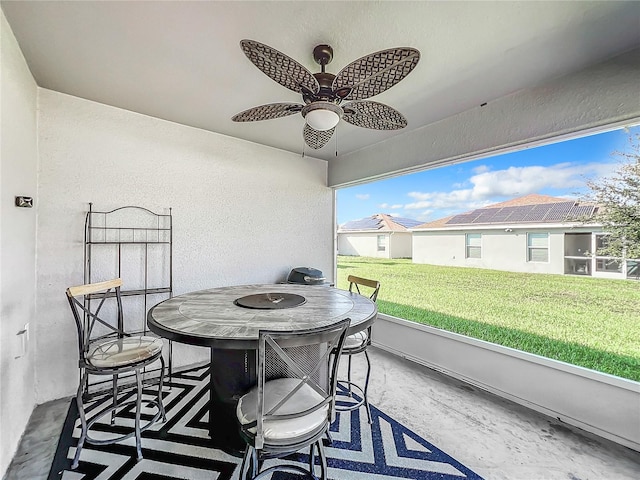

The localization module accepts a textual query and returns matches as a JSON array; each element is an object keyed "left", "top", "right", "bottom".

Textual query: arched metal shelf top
[
  {"left": 89, "top": 205, "right": 169, "bottom": 216},
  {"left": 85, "top": 203, "right": 172, "bottom": 244}
]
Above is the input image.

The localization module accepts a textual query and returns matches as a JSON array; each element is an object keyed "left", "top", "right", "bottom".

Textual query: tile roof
[
  {"left": 413, "top": 194, "right": 599, "bottom": 229},
  {"left": 487, "top": 193, "right": 567, "bottom": 208},
  {"left": 339, "top": 213, "right": 422, "bottom": 232}
]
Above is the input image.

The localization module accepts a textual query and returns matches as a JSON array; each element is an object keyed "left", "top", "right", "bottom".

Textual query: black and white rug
[{"left": 48, "top": 366, "right": 483, "bottom": 479}]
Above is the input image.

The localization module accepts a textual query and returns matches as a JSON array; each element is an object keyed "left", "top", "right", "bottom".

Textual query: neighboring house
[
  {"left": 411, "top": 194, "right": 639, "bottom": 280},
  {"left": 338, "top": 214, "right": 422, "bottom": 259}
]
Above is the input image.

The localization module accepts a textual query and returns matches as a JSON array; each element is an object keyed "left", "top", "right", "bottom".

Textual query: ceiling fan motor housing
[{"left": 304, "top": 72, "right": 342, "bottom": 104}]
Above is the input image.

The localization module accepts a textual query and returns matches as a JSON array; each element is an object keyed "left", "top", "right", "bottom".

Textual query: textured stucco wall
[
  {"left": 35, "top": 90, "right": 333, "bottom": 403},
  {"left": 0, "top": 9, "right": 38, "bottom": 477},
  {"left": 338, "top": 232, "right": 388, "bottom": 258},
  {"left": 413, "top": 228, "right": 567, "bottom": 274},
  {"left": 338, "top": 232, "right": 413, "bottom": 259},
  {"left": 388, "top": 232, "right": 413, "bottom": 259}
]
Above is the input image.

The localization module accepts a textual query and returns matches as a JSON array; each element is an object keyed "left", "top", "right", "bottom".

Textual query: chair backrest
[
  {"left": 253, "top": 318, "right": 350, "bottom": 449},
  {"left": 66, "top": 278, "right": 126, "bottom": 362},
  {"left": 347, "top": 275, "right": 380, "bottom": 302}
]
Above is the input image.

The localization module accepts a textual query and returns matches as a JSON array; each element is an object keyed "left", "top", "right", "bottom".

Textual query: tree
[{"left": 586, "top": 133, "right": 640, "bottom": 261}]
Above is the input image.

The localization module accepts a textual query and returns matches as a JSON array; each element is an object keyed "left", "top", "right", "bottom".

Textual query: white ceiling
[{"left": 2, "top": 1, "right": 639, "bottom": 162}]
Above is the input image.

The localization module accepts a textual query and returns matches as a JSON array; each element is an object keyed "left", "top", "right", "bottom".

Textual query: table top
[{"left": 147, "top": 283, "right": 378, "bottom": 349}]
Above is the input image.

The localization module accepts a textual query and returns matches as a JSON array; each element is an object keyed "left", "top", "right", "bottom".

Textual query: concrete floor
[{"left": 4, "top": 347, "right": 640, "bottom": 480}]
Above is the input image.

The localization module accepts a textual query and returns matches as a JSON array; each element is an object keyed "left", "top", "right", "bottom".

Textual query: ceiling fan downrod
[{"left": 311, "top": 44, "right": 339, "bottom": 102}]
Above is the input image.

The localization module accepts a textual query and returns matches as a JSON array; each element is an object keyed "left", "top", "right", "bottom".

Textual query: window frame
[
  {"left": 527, "top": 232, "right": 549, "bottom": 263},
  {"left": 465, "top": 233, "right": 482, "bottom": 259},
  {"left": 377, "top": 234, "right": 386, "bottom": 252}
]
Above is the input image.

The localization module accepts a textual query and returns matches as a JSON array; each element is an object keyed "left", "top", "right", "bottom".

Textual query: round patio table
[{"left": 147, "top": 283, "right": 377, "bottom": 453}]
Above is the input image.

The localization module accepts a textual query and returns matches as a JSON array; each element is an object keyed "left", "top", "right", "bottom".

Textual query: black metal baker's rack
[{"left": 83, "top": 203, "right": 173, "bottom": 392}]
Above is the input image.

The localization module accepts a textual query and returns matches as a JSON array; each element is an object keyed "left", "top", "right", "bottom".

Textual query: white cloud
[
  {"left": 379, "top": 203, "right": 403, "bottom": 209},
  {"left": 401, "top": 161, "right": 617, "bottom": 216},
  {"left": 416, "top": 209, "right": 434, "bottom": 221},
  {"left": 355, "top": 194, "right": 370, "bottom": 200},
  {"left": 472, "top": 165, "right": 490, "bottom": 174}
]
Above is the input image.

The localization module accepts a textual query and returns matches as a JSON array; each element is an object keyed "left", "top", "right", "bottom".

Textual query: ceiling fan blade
[
  {"left": 240, "top": 40, "right": 319, "bottom": 95},
  {"left": 303, "top": 124, "right": 335, "bottom": 150},
  {"left": 333, "top": 47, "right": 420, "bottom": 101},
  {"left": 342, "top": 101, "right": 407, "bottom": 130},
  {"left": 232, "top": 103, "right": 303, "bottom": 122}
]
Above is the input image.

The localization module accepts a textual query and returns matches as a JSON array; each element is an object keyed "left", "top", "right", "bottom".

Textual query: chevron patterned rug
[{"left": 48, "top": 365, "right": 483, "bottom": 480}]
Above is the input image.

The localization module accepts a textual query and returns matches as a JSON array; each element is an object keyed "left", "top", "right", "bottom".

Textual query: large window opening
[
  {"left": 564, "top": 232, "right": 591, "bottom": 275},
  {"left": 336, "top": 126, "right": 640, "bottom": 382}
]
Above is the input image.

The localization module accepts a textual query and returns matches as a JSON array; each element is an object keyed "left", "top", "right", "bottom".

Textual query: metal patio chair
[
  {"left": 335, "top": 275, "right": 380, "bottom": 424},
  {"left": 66, "top": 278, "right": 166, "bottom": 469},
  {"left": 236, "top": 318, "right": 350, "bottom": 480}
]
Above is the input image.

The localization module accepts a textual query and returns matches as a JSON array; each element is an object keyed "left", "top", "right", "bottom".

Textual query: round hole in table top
[{"left": 234, "top": 292, "right": 307, "bottom": 310}]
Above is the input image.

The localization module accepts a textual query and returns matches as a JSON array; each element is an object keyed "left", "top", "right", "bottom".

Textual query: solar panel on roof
[
  {"left": 394, "top": 217, "right": 422, "bottom": 228},
  {"left": 446, "top": 213, "right": 479, "bottom": 225},
  {"left": 566, "top": 205, "right": 596, "bottom": 221},
  {"left": 489, "top": 206, "right": 518, "bottom": 222},
  {"left": 504, "top": 205, "right": 535, "bottom": 222},
  {"left": 341, "top": 217, "right": 381, "bottom": 230},
  {"left": 473, "top": 209, "right": 500, "bottom": 223},
  {"left": 440, "top": 199, "right": 594, "bottom": 226},
  {"left": 523, "top": 204, "right": 553, "bottom": 222},
  {"left": 543, "top": 202, "right": 574, "bottom": 221},
  {"left": 473, "top": 217, "right": 494, "bottom": 224},
  {"left": 341, "top": 215, "right": 422, "bottom": 230},
  {"left": 523, "top": 212, "right": 548, "bottom": 222}
]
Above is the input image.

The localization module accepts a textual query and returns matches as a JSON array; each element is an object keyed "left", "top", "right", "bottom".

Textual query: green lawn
[{"left": 337, "top": 256, "right": 640, "bottom": 382}]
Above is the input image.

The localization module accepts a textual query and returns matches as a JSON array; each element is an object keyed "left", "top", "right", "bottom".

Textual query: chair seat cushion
[
  {"left": 236, "top": 378, "right": 328, "bottom": 442},
  {"left": 87, "top": 336, "right": 163, "bottom": 368},
  {"left": 344, "top": 330, "right": 368, "bottom": 350}
]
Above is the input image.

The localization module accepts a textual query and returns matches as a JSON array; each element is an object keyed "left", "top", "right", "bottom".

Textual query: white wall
[
  {"left": 35, "top": 90, "right": 333, "bottom": 403},
  {"left": 388, "top": 232, "right": 412, "bottom": 259},
  {"left": 0, "top": 9, "right": 38, "bottom": 477},
  {"left": 413, "top": 228, "right": 567, "bottom": 274},
  {"left": 338, "top": 232, "right": 412, "bottom": 259},
  {"left": 338, "top": 232, "right": 387, "bottom": 258}
]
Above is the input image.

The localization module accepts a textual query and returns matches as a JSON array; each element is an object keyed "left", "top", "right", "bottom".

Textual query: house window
[
  {"left": 466, "top": 233, "right": 481, "bottom": 259},
  {"left": 527, "top": 233, "right": 549, "bottom": 262},
  {"left": 377, "top": 235, "right": 386, "bottom": 252}
]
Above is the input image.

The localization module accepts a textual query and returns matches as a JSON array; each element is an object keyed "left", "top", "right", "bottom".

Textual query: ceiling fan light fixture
[
  {"left": 306, "top": 109, "right": 339, "bottom": 131},
  {"left": 302, "top": 102, "right": 343, "bottom": 131}
]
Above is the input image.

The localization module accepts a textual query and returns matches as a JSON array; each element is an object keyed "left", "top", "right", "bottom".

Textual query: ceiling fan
[{"left": 232, "top": 40, "right": 420, "bottom": 150}]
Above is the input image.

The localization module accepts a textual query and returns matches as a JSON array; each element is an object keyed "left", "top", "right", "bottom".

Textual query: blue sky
[{"left": 336, "top": 125, "right": 639, "bottom": 225}]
